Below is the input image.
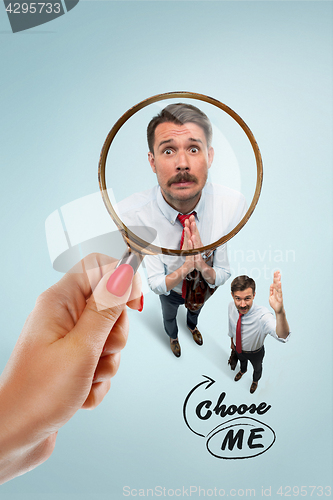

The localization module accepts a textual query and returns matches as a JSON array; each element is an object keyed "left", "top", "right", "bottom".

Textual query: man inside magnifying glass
[{"left": 118, "top": 103, "right": 247, "bottom": 357}]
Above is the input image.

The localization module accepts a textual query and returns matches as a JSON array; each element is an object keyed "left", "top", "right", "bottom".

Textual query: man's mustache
[{"left": 167, "top": 172, "right": 198, "bottom": 186}]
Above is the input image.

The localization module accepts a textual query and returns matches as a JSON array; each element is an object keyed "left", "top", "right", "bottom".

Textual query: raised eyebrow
[
  {"left": 158, "top": 137, "right": 203, "bottom": 149},
  {"left": 188, "top": 137, "right": 203, "bottom": 145},
  {"left": 158, "top": 139, "right": 174, "bottom": 149}
]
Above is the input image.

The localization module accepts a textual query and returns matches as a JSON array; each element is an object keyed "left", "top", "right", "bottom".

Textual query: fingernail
[
  {"left": 138, "top": 292, "right": 144, "bottom": 312},
  {"left": 106, "top": 264, "right": 134, "bottom": 297}
]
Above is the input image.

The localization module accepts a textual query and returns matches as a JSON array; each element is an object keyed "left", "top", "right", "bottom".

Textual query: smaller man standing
[{"left": 228, "top": 271, "right": 290, "bottom": 394}]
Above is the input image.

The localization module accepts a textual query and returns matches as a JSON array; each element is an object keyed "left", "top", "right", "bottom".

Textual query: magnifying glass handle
[{"left": 115, "top": 247, "right": 143, "bottom": 274}]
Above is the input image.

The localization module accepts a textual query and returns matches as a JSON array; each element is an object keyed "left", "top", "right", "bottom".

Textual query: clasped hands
[{"left": 182, "top": 215, "right": 215, "bottom": 284}]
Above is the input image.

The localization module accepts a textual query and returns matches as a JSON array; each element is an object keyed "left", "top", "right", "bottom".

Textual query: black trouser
[
  {"left": 159, "top": 290, "right": 202, "bottom": 340},
  {"left": 235, "top": 346, "right": 265, "bottom": 382}
]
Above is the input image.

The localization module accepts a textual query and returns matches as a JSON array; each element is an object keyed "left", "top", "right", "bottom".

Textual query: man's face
[
  {"left": 232, "top": 288, "right": 256, "bottom": 315},
  {"left": 148, "top": 121, "right": 214, "bottom": 210}
]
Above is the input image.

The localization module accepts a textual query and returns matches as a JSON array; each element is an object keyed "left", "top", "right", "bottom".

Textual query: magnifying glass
[{"left": 98, "top": 91, "right": 263, "bottom": 291}]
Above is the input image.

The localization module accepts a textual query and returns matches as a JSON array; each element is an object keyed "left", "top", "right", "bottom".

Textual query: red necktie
[
  {"left": 177, "top": 212, "right": 196, "bottom": 298},
  {"left": 236, "top": 312, "right": 243, "bottom": 354}
]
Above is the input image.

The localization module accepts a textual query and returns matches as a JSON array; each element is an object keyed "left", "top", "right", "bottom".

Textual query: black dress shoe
[
  {"left": 170, "top": 338, "right": 181, "bottom": 357},
  {"left": 187, "top": 326, "right": 203, "bottom": 345}
]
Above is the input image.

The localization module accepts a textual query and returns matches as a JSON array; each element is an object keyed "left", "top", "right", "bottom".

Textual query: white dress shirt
[
  {"left": 117, "top": 182, "right": 247, "bottom": 295},
  {"left": 228, "top": 302, "right": 290, "bottom": 351}
]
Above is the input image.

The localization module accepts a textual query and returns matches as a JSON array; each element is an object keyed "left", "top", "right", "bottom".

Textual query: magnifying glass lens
[{"left": 99, "top": 92, "right": 262, "bottom": 258}]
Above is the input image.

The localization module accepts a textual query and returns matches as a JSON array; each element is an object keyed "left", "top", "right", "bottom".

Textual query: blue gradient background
[{"left": 0, "top": 1, "right": 332, "bottom": 498}]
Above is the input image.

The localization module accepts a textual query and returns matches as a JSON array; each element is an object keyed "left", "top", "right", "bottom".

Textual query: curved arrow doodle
[{"left": 183, "top": 375, "right": 215, "bottom": 437}]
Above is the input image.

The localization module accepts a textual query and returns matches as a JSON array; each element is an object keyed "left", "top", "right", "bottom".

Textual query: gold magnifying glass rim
[{"left": 98, "top": 91, "right": 263, "bottom": 256}]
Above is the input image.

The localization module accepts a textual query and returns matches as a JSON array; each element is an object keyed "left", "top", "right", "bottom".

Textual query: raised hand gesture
[{"left": 269, "top": 271, "right": 284, "bottom": 314}]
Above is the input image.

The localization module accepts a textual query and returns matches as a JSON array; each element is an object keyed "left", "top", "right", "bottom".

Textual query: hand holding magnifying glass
[{"left": 0, "top": 254, "right": 142, "bottom": 484}]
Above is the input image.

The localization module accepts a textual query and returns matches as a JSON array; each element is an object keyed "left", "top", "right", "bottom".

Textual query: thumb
[{"left": 65, "top": 265, "right": 135, "bottom": 362}]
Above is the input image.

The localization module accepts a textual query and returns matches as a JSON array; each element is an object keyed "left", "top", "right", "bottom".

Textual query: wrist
[
  {"left": 183, "top": 259, "right": 194, "bottom": 274},
  {"left": 0, "top": 381, "right": 33, "bottom": 456},
  {"left": 0, "top": 382, "right": 56, "bottom": 484},
  {"left": 195, "top": 250, "right": 213, "bottom": 272},
  {"left": 275, "top": 307, "right": 285, "bottom": 316},
  {"left": 194, "top": 255, "right": 205, "bottom": 271}
]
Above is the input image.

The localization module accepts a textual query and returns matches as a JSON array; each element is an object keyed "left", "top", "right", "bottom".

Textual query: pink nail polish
[
  {"left": 106, "top": 264, "right": 134, "bottom": 297},
  {"left": 138, "top": 293, "right": 144, "bottom": 312}
]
